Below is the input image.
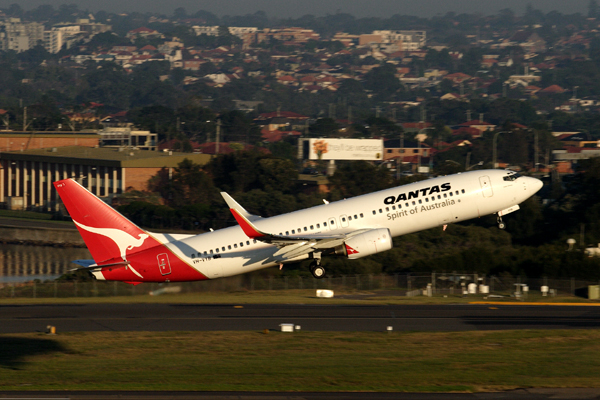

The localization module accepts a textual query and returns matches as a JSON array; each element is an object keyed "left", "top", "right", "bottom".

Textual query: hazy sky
[{"left": 0, "top": 0, "right": 593, "bottom": 18}]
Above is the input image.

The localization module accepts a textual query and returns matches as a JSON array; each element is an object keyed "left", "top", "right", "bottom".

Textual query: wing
[{"left": 228, "top": 206, "right": 372, "bottom": 261}]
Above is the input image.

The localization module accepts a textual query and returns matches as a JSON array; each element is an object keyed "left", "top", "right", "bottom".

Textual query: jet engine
[{"left": 333, "top": 228, "right": 393, "bottom": 259}]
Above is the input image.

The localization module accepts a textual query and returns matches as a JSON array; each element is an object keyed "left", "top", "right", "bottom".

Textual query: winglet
[
  {"left": 229, "top": 208, "right": 267, "bottom": 239},
  {"left": 220, "top": 192, "right": 261, "bottom": 222}
]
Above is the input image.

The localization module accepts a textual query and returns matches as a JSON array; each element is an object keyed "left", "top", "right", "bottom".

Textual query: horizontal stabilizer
[
  {"left": 69, "top": 259, "right": 130, "bottom": 272},
  {"left": 72, "top": 259, "right": 95, "bottom": 268}
]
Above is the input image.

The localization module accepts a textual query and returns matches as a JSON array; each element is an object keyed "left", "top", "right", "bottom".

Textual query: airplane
[{"left": 53, "top": 169, "right": 543, "bottom": 284}]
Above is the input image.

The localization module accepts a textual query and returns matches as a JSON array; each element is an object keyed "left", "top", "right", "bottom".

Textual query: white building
[
  {"left": 0, "top": 19, "right": 44, "bottom": 52},
  {"left": 192, "top": 26, "right": 257, "bottom": 39},
  {"left": 192, "top": 26, "right": 220, "bottom": 36}
]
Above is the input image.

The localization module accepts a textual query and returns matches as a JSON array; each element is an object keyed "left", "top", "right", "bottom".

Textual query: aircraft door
[
  {"left": 328, "top": 217, "right": 337, "bottom": 231},
  {"left": 157, "top": 253, "right": 172, "bottom": 275},
  {"left": 339, "top": 214, "right": 349, "bottom": 228},
  {"left": 479, "top": 175, "right": 494, "bottom": 197}
]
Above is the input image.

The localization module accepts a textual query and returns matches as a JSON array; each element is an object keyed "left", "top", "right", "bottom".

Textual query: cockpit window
[{"left": 503, "top": 173, "right": 522, "bottom": 182}]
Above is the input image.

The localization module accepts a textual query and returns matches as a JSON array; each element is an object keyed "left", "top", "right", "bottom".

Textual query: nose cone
[{"left": 528, "top": 177, "right": 543, "bottom": 194}]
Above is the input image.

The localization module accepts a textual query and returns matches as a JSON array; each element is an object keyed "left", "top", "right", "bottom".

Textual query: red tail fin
[{"left": 53, "top": 179, "right": 152, "bottom": 264}]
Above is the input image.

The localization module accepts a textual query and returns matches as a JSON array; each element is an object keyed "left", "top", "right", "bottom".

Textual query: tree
[
  {"left": 309, "top": 118, "right": 340, "bottom": 137},
  {"left": 173, "top": 7, "right": 187, "bottom": 20},
  {"left": 363, "top": 63, "right": 403, "bottom": 100},
  {"left": 151, "top": 159, "right": 218, "bottom": 209},
  {"left": 328, "top": 161, "right": 394, "bottom": 200},
  {"left": 590, "top": 0, "right": 599, "bottom": 18}
]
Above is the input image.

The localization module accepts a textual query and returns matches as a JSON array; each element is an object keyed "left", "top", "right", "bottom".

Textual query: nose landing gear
[{"left": 497, "top": 216, "right": 506, "bottom": 230}]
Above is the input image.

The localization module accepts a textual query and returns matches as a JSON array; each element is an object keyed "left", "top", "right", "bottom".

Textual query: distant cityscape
[{"left": 0, "top": 3, "right": 599, "bottom": 210}]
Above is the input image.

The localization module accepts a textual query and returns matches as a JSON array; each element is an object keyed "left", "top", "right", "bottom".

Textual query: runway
[{"left": 2, "top": 303, "right": 600, "bottom": 334}]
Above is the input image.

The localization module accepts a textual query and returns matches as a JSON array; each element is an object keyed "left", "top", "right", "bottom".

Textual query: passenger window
[
  {"left": 210, "top": 250, "right": 213, "bottom": 254},
  {"left": 392, "top": 205, "right": 396, "bottom": 210},
  {"left": 342, "top": 217, "right": 346, "bottom": 222},
  {"left": 425, "top": 198, "right": 429, "bottom": 202},
  {"left": 191, "top": 254, "right": 195, "bottom": 259},
  {"left": 449, "top": 192, "right": 453, "bottom": 197},
  {"left": 240, "top": 242, "right": 244, "bottom": 247},
  {"left": 204, "top": 251, "right": 208, "bottom": 255},
  {"left": 418, "top": 200, "right": 422, "bottom": 204},
  {"left": 324, "top": 222, "right": 327, "bottom": 226},
  {"left": 253, "top": 240, "right": 257, "bottom": 244},
  {"left": 354, "top": 214, "right": 358, "bottom": 219},
  {"left": 461, "top": 189, "right": 465, "bottom": 194},
  {"left": 373, "top": 210, "right": 376, "bottom": 215},
  {"left": 443, "top": 194, "right": 447, "bottom": 198},
  {"left": 246, "top": 241, "right": 250, "bottom": 245},
  {"left": 360, "top": 213, "right": 364, "bottom": 218},
  {"left": 385, "top": 207, "right": 389, "bottom": 212},
  {"left": 438, "top": 195, "right": 441, "bottom": 199},
  {"left": 234, "top": 244, "right": 238, "bottom": 248},
  {"left": 317, "top": 223, "right": 320, "bottom": 228},
  {"left": 310, "top": 225, "right": 314, "bottom": 229},
  {"left": 292, "top": 229, "right": 295, "bottom": 234},
  {"left": 379, "top": 209, "right": 383, "bottom": 213},
  {"left": 286, "top": 231, "right": 289, "bottom": 235},
  {"left": 216, "top": 248, "right": 220, "bottom": 253},
  {"left": 405, "top": 203, "right": 409, "bottom": 207},
  {"left": 228, "top": 245, "right": 232, "bottom": 250},
  {"left": 222, "top": 247, "right": 225, "bottom": 251},
  {"left": 455, "top": 191, "right": 459, "bottom": 195},
  {"left": 348, "top": 216, "right": 352, "bottom": 221},
  {"left": 304, "top": 227, "right": 308, "bottom": 231},
  {"left": 412, "top": 201, "right": 416, "bottom": 205}
]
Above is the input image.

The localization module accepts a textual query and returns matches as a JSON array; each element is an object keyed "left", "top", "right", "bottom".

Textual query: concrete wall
[{"left": 0, "top": 225, "right": 84, "bottom": 246}]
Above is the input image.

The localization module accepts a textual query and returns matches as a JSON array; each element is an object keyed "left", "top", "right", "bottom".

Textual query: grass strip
[
  {"left": 0, "top": 290, "right": 597, "bottom": 306},
  {"left": 1, "top": 329, "right": 600, "bottom": 392}
]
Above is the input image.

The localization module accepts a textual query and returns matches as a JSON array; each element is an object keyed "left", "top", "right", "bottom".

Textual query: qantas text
[{"left": 383, "top": 183, "right": 451, "bottom": 205}]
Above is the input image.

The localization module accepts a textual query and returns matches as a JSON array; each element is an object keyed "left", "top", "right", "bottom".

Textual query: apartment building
[
  {"left": 359, "top": 30, "right": 426, "bottom": 51},
  {"left": 0, "top": 18, "right": 111, "bottom": 54},
  {"left": 0, "top": 19, "right": 43, "bottom": 52}
]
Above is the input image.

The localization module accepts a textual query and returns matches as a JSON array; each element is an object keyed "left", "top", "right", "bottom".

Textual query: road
[{"left": 2, "top": 303, "right": 600, "bottom": 334}]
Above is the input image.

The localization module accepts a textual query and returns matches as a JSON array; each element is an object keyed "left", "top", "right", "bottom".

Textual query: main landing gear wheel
[
  {"left": 497, "top": 216, "right": 506, "bottom": 230},
  {"left": 309, "top": 262, "right": 326, "bottom": 279}
]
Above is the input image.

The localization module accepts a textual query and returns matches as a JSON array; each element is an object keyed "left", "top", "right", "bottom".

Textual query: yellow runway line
[{"left": 470, "top": 301, "right": 600, "bottom": 306}]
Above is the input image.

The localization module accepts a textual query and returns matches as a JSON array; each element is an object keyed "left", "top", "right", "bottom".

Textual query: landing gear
[
  {"left": 309, "top": 260, "right": 326, "bottom": 279},
  {"left": 497, "top": 216, "right": 506, "bottom": 230}
]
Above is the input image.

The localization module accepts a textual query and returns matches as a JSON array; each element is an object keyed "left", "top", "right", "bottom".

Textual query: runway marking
[{"left": 471, "top": 302, "right": 600, "bottom": 306}]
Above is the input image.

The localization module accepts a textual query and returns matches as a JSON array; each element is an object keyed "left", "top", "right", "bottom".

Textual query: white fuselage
[{"left": 101, "top": 170, "right": 542, "bottom": 280}]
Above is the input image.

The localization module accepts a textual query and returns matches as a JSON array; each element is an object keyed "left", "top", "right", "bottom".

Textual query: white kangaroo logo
[{"left": 74, "top": 220, "right": 149, "bottom": 279}]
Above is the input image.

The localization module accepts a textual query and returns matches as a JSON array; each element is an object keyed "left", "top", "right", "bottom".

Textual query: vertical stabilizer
[{"left": 54, "top": 179, "right": 152, "bottom": 264}]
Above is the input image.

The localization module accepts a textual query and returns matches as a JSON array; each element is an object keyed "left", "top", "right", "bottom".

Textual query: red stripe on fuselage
[{"left": 97, "top": 241, "right": 208, "bottom": 282}]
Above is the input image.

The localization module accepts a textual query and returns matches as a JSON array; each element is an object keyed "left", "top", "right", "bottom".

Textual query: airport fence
[{"left": 0, "top": 273, "right": 599, "bottom": 299}]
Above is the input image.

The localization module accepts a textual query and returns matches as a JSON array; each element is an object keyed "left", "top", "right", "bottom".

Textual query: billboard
[{"left": 304, "top": 138, "right": 383, "bottom": 161}]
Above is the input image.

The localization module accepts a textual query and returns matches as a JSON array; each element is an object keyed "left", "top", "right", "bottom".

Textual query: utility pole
[
  {"left": 23, "top": 106, "right": 27, "bottom": 132},
  {"left": 348, "top": 106, "right": 352, "bottom": 125},
  {"left": 216, "top": 119, "right": 221, "bottom": 154},
  {"left": 534, "top": 129, "right": 539, "bottom": 172}
]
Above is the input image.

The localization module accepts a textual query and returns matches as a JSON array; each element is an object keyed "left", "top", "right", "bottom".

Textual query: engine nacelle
[{"left": 333, "top": 228, "right": 393, "bottom": 259}]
